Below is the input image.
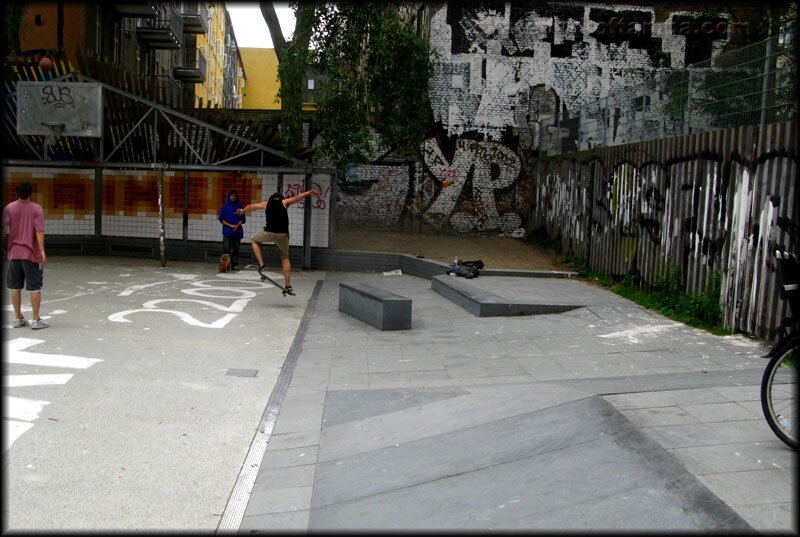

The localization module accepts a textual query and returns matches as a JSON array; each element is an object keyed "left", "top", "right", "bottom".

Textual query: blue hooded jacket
[{"left": 219, "top": 189, "right": 245, "bottom": 238}]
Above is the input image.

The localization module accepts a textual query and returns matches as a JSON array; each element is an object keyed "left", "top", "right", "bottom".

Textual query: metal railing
[
  {"left": 550, "top": 23, "right": 796, "bottom": 153},
  {"left": 182, "top": 47, "right": 206, "bottom": 75}
]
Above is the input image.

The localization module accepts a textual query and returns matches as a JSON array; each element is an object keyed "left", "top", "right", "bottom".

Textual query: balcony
[
  {"left": 173, "top": 48, "right": 206, "bottom": 83},
  {"left": 113, "top": 2, "right": 157, "bottom": 18},
  {"left": 137, "top": 4, "right": 184, "bottom": 49},
  {"left": 181, "top": 1, "right": 208, "bottom": 34}
]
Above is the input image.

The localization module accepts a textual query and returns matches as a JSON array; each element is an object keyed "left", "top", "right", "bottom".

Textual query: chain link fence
[{"left": 549, "top": 22, "right": 796, "bottom": 153}]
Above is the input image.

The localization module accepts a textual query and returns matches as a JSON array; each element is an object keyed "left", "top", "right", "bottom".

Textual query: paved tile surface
[{"left": 239, "top": 272, "right": 797, "bottom": 532}]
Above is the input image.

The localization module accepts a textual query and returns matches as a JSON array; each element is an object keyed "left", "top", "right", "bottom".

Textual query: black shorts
[{"left": 6, "top": 259, "right": 44, "bottom": 291}]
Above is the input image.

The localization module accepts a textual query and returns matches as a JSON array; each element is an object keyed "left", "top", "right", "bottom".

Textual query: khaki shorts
[{"left": 250, "top": 230, "right": 289, "bottom": 258}]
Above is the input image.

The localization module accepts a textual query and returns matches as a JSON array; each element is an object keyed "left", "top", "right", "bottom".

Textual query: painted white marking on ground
[
  {"left": 3, "top": 339, "right": 103, "bottom": 450},
  {"left": 119, "top": 280, "right": 180, "bottom": 296},
  {"left": 108, "top": 309, "right": 237, "bottom": 328},
  {"left": 598, "top": 323, "right": 681, "bottom": 344},
  {"left": 5, "top": 420, "right": 34, "bottom": 450},
  {"left": 141, "top": 298, "right": 251, "bottom": 313},
  {"left": 4, "top": 374, "right": 74, "bottom": 387},
  {"left": 4, "top": 396, "right": 49, "bottom": 421},
  {"left": 117, "top": 273, "right": 198, "bottom": 296},
  {"left": 182, "top": 288, "right": 259, "bottom": 299},
  {"left": 4, "top": 338, "right": 103, "bottom": 369}
]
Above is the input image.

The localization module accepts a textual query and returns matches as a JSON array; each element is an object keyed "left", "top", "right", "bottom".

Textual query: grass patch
[{"left": 567, "top": 259, "right": 731, "bottom": 335}]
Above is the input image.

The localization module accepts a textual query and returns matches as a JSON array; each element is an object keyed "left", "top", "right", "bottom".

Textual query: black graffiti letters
[{"left": 40, "top": 85, "right": 74, "bottom": 110}]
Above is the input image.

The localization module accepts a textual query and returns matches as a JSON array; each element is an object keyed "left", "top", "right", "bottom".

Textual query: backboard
[{"left": 16, "top": 81, "right": 103, "bottom": 137}]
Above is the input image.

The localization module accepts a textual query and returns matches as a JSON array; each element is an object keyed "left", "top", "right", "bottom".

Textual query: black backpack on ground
[{"left": 447, "top": 259, "right": 484, "bottom": 279}]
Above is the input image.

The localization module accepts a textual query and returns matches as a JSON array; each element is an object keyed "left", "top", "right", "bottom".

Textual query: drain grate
[{"left": 226, "top": 368, "right": 258, "bottom": 378}]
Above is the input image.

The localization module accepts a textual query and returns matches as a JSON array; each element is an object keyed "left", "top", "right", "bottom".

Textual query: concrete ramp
[
  {"left": 431, "top": 274, "right": 603, "bottom": 316},
  {"left": 310, "top": 386, "right": 751, "bottom": 531}
]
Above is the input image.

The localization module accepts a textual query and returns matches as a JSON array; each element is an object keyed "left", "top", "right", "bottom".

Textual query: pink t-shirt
[{"left": 3, "top": 199, "right": 45, "bottom": 263}]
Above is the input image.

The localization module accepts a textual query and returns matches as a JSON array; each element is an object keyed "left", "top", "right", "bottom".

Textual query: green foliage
[
  {"left": 366, "top": 14, "right": 435, "bottom": 157},
  {"left": 272, "top": 1, "right": 318, "bottom": 157},
  {"left": 661, "top": 13, "right": 796, "bottom": 129},
  {"left": 308, "top": 2, "right": 436, "bottom": 170},
  {"left": 567, "top": 259, "right": 729, "bottom": 334},
  {"left": 276, "top": 38, "right": 308, "bottom": 156}
]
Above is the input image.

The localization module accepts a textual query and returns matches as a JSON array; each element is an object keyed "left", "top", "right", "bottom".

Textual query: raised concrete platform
[
  {"left": 430, "top": 274, "right": 582, "bottom": 317},
  {"left": 338, "top": 281, "right": 412, "bottom": 330}
]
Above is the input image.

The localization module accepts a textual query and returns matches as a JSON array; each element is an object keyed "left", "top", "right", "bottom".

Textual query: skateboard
[
  {"left": 219, "top": 253, "right": 231, "bottom": 273},
  {"left": 257, "top": 265, "right": 296, "bottom": 296}
]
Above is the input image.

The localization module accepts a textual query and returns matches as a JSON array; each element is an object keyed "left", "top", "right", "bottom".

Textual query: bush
[{"left": 568, "top": 259, "right": 728, "bottom": 334}]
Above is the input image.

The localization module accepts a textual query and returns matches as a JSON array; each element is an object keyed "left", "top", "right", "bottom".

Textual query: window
[{"left": 307, "top": 79, "right": 315, "bottom": 91}]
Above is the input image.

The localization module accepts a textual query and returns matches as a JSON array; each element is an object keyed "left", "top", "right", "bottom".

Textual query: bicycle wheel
[{"left": 761, "top": 338, "right": 798, "bottom": 449}]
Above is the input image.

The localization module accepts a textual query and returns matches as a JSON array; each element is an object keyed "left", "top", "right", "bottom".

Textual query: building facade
[{"left": 16, "top": 1, "right": 244, "bottom": 109}]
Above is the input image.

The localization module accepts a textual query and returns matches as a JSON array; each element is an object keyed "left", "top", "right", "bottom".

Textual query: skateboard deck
[
  {"left": 257, "top": 266, "right": 295, "bottom": 296},
  {"left": 219, "top": 253, "right": 231, "bottom": 273}
]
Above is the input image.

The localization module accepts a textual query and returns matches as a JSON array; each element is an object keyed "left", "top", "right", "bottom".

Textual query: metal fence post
[
  {"left": 685, "top": 66, "right": 694, "bottom": 135},
  {"left": 760, "top": 35, "right": 776, "bottom": 126}
]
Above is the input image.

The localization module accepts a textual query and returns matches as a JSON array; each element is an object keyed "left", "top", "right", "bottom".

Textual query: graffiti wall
[
  {"left": 336, "top": 2, "right": 762, "bottom": 235},
  {"left": 428, "top": 2, "right": 759, "bottom": 150},
  {"left": 527, "top": 121, "right": 798, "bottom": 340}
]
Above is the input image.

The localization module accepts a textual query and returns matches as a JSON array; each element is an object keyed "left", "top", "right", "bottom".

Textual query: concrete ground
[
  {"left": 2, "top": 257, "right": 796, "bottom": 532},
  {"left": 237, "top": 271, "right": 796, "bottom": 532}
]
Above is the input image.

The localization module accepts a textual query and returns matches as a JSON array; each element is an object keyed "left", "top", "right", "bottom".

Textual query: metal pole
[
  {"left": 94, "top": 167, "right": 102, "bottom": 237},
  {"left": 329, "top": 171, "right": 337, "bottom": 248},
  {"left": 302, "top": 172, "right": 312, "bottom": 270},
  {"left": 158, "top": 166, "right": 166, "bottom": 267},
  {"left": 182, "top": 169, "right": 189, "bottom": 241},
  {"left": 759, "top": 35, "right": 776, "bottom": 126},
  {"left": 685, "top": 66, "right": 693, "bottom": 135}
]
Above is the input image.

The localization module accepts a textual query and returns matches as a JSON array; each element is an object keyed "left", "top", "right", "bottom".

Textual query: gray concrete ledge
[
  {"left": 314, "top": 249, "right": 578, "bottom": 280},
  {"left": 431, "top": 274, "right": 582, "bottom": 317},
  {"left": 338, "top": 281, "right": 412, "bottom": 330},
  {"left": 45, "top": 238, "right": 579, "bottom": 281}
]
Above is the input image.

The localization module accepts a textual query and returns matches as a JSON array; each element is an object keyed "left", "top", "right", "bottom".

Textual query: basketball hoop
[{"left": 41, "top": 121, "right": 64, "bottom": 160}]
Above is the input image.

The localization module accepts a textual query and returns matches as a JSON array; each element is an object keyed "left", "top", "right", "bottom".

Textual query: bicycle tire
[{"left": 761, "top": 337, "right": 798, "bottom": 450}]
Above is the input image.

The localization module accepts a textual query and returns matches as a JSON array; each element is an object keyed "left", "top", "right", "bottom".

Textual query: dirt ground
[{"left": 333, "top": 228, "right": 568, "bottom": 271}]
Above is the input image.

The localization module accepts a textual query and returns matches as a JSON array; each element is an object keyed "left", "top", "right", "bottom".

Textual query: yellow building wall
[
  {"left": 240, "top": 48, "right": 281, "bottom": 110},
  {"left": 196, "top": 2, "right": 227, "bottom": 107},
  {"left": 235, "top": 53, "right": 246, "bottom": 109},
  {"left": 19, "top": 2, "right": 88, "bottom": 65}
]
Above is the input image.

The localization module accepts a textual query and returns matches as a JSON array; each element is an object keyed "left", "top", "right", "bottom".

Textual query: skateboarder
[
  {"left": 237, "top": 188, "right": 320, "bottom": 295},
  {"left": 218, "top": 189, "right": 245, "bottom": 271}
]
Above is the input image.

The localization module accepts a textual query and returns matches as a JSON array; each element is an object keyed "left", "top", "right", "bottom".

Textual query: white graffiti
[
  {"left": 422, "top": 138, "right": 522, "bottom": 232},
  {"left": 118, "top": 273, "right": 198, "bottom": 297},
  {"left": 3, "top": 337, "right": 103, "bottom": 450},
  {"left": 109, "top": 275, "right": 270, "bottom": 328}
]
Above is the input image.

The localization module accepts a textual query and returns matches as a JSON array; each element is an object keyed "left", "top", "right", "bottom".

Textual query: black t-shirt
[{"left": 264, "top": 194, "right": 289, "bottom": 233}]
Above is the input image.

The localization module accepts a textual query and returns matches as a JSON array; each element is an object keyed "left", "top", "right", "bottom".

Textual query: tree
[
  {"left": 260, "top": 1, "right": 317, "bottom": 157},
  {"left": 260, "top": 1, "right": 435, "bottom": 170}
]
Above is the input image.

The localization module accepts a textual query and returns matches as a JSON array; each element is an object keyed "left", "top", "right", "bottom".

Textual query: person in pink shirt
[{"left": 3, "top": 180, "right": 48, "bottom": 329}]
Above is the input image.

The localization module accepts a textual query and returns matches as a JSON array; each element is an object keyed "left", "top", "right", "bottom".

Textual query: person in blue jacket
[{"left": 219, "top": 189, "right": 245, "bottom": 270}]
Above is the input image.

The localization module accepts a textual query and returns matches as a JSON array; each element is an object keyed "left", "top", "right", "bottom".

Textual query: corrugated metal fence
[{"left": 528, "top": 120, "right": 798, "bottom": 341}]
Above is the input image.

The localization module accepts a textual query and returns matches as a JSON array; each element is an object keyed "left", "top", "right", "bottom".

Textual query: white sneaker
[
  {"left": 30, "top": 318, "right": 49, "bottom": 330},
  {"left": 13, "top": 317, "right": 29, "bottom": 328}
]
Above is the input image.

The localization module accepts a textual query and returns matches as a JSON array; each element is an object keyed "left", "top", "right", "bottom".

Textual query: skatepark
[{"left": 3, "top": 254, "right": 795, "bottom": 532}]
